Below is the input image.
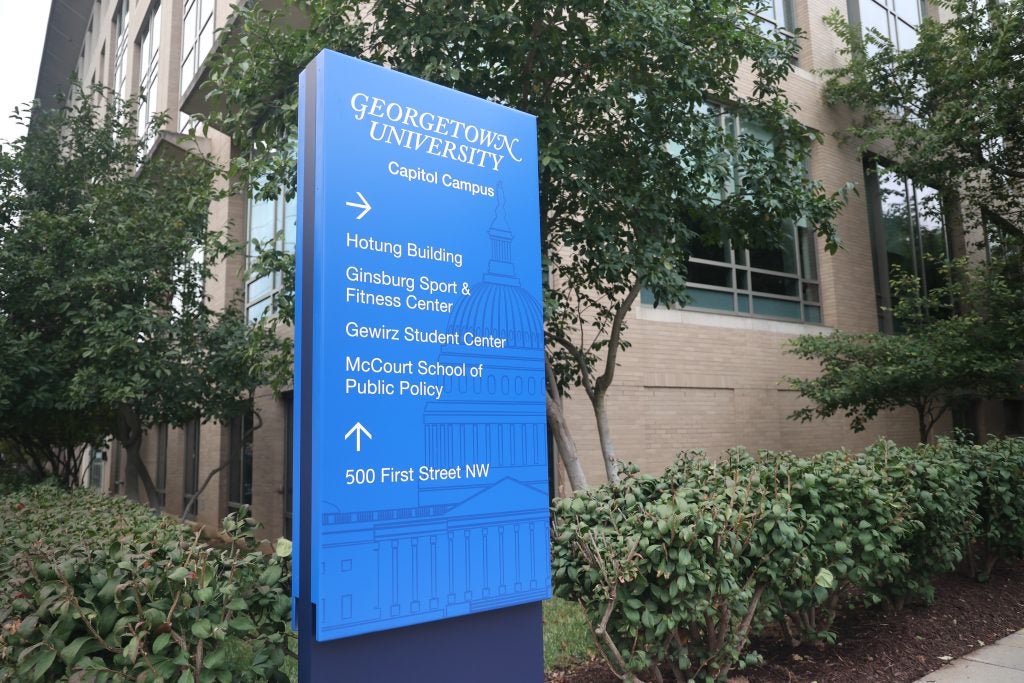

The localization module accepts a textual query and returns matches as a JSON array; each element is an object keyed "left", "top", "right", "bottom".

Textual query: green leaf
[
  {"left": 814, "top": 567, "right": 835, "bottom": 589},
  {"left": 191, "top": 619, "right": 213, "bottom": 639},
  {"left": 152, "top": 632, "right": 172, "bottom": 655}
]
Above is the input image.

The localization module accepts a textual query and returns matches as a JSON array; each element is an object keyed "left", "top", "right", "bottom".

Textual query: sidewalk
[{"left": 914, "top": 630, "right": 1024, "bottom": 682}]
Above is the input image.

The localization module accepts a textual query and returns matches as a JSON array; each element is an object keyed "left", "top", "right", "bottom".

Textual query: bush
[
  {"left": 954, "top": 437, "right": 1024, "bottom": 579},
  {"left": 861, "top": 440, "right": 978, "bottom": 606},
  {"left": 763, "top": 449, "right": 912, "bottom": 645},
  {"left": 552, "top": 452, "right": 814, "bottom": 683},
  {"left": 551, "top": 437, "right": 1024, "bottom": 680},
  {"left": 0, "top": 484, "right": 293, "bottom": 682}
]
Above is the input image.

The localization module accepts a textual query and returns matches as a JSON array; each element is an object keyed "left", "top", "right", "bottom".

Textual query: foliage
[
  {"left": 950, "top": 437, "right": 1024, "bottom": 580},
  {"left": 199, "top": 0, "right": 849, "bottom": 487},
  {"left": 861, "top": 440, "right": 979, "bottom": 606},
  {"left": 823, "top": 0, "right": 1024, "bottom": 260},
  {"left": 0, "top": 484, "right": 293, "bottom": 681},
  {"left": 551, "top": 438, "right": 1024, "bottom": 680},
  {"left": 552, "top": 451, "right": 813, "bottom": 682},
  {"left": 788, "top": 263, "right": 1024, "bottom": 442},
  {"left": 0, "top": 85, "right": 292, "bottom": 499},
  {"left": 758, "top": 449, "right": 911, "bottom": 645}
]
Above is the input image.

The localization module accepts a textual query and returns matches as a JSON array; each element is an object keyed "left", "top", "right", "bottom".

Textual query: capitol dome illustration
[{"left": 421, "top": 183, "right": 547, "bottom": 507}]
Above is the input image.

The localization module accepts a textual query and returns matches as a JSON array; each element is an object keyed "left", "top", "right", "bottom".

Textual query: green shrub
[
  {"left": 552, "top": 452, "right": 814, "bottom": 683},
  {"left": 0, "top": 484, "right": 293, "bottom": 682},
  {"left": 551, "top": 437, "right": 1024, "bottom": 680},
  {"left": 755, "top": 449, "right": 912, "bottom": 645},
  {"left": 954, "top": 436, "right": 1024, "bottom": 579},
  {"left": 861, "top": 440, "right": 978, "bottom": 606}
]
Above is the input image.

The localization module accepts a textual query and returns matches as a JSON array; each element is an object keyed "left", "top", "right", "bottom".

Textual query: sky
[{"left": 0, "top": 0, "right": 53, "bottom": 146}]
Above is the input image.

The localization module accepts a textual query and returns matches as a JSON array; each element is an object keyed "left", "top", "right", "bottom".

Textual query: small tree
[
  {"left": 788, "top": 265, "right": 1024, "bottom": 442},
  {"left": 822, "top": 0, "right": 1024, "bottom": 261},
  {"left": 200, "top": 0, "right": 847, "bottom": 488},
  {"left": 0, "top": 86, "right": 291, "bottom": 502}
]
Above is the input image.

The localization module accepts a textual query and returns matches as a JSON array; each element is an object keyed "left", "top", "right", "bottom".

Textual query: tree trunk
[
  {"left": 545, "top": 355, "right": 588, "bottom": 491},
  {"left": 115, "top": 405, "right": 160, "bottom": 509},
  {"left": 942, "top": 189, "right": 968, "bottom": 263},
  {"left": 592, "top": 390, "right": 620, "bottom": 485},
  {"left": 546, "top": 395, "right": 588, "bottom": 492},
  {"left": 916, "top": 405, "right": 929, "bottom": 444}
]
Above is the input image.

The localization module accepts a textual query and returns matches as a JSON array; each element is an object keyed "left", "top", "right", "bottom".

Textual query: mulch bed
[{"left": 547, "top": 558, "right": 1024, "bottom": 683}]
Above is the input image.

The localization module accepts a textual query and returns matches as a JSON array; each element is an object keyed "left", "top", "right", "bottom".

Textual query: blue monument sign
[{"left": 293, "top": 48, "right": 550, "bottom": 663}]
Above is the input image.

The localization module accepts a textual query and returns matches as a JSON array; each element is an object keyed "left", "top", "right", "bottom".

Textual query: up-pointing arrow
[
  {"left": 344, "top": 422, "right": 372, "bottom": 452},
  {"left": 345, "top": 192, "right": 372, "bottom": 220}
]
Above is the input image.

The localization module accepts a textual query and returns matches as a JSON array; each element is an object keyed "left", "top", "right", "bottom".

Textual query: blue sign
[{"left": 294, "top": 50, "right": 550, "bottom": 643}]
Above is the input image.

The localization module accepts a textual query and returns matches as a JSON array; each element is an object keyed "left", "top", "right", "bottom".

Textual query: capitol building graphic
[{"left": 316, "top": 185, "right": 550, "bottom": 637}]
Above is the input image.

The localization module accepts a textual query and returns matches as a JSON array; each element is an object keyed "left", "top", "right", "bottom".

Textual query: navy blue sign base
[{"left": 297, "top": 601, "right": 543, "bottom": 682}]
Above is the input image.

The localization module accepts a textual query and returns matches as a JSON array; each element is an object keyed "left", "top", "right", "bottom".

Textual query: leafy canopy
[
  {"left": 0, "top": 85, "right": 290, "bottom": 491},
  {"left": 788, "top": 263, "right": 1024, "bottom": 442},
  {"left": 823, "top": 0, "right": 1024, "bottom": 246}
]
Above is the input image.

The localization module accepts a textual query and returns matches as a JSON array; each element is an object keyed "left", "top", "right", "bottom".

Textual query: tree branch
[{"left": 595, "top": 279, "right": 643, "bottom": 395}]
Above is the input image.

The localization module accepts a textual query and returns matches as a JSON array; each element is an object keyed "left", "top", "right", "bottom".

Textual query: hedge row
[
  {"left": 552, "top": 437, "right": 1024, "bottom": 683},
  {"left": 0, "top": 484, "right": 293, "bottom": 682}
]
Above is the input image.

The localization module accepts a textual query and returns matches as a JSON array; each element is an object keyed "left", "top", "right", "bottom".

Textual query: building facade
[{"left": 35, "top": 0, "right": 1022, "bottom": 538}]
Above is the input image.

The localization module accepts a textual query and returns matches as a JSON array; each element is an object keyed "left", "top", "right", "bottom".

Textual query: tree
[
  {"left": 0, "top": 86, "right": 291, "bottom": 502},
  {"left": 200, "top": 0, "right": 847, "bottom": 488},
  {"left": 822, "top": 0, "right": 1024, "bottom": 262},
  {"left": 788, "top": 264, "right": 1024, "bottom": 443}
]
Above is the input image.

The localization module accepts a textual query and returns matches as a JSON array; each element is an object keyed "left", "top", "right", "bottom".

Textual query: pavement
[{"left": 914, "top": 630, "right": 1024, "bottom": 682}]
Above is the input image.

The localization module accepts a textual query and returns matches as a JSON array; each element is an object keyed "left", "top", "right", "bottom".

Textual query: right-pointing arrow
[
  {"left": 344, "top": 422, "right": 372, "bottom": 452},
  {"left": 345, "top": 192, "right": 372, "bottom": 220}
]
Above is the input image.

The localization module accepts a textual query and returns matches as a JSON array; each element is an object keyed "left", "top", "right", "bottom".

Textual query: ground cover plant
[
  {"left": 0, "top": 484, "right": 293, "bottom": 682},
  {"left": 552, "top": 437, "right": 1024, "bottom": 683}
]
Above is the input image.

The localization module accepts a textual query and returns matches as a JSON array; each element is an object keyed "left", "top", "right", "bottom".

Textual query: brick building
[{"left": 35, "top": 0, "right": 1021, "bottom": 538}]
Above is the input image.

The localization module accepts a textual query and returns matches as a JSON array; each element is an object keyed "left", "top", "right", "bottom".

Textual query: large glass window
[
  {"left": 183, "top": 419, "right": 200, "bottom": 518},
  {"left": 857, "top": 0, "right": 921, "bottom": 50},
  {"left": 755, "top": 0, "right": 795, "bottom": 35},
  {"left": 283, "top": 392, "right": 293, "bottom": 540},
  {"left": 113, "top": 1, "right": 129, "bottom": 102},
  {"left": 181, "top": 0, "right": 215, "bottom": 95},
  {"left": 137, "top": 2, "right": 162, "bottom": 141},
  {"left": 111, "top": 441, "right": 123, "bottom": 495},
  {"left": 228, "top": 411, "right": 254, "bottom": 510},
  {"left": 246, "top": 188, "right": 296, "bottom": 321},
  {"left": 644, "top": 112, "right": 822, "bottom": 323},
  {"left": 866, "top": 162, "right": 949, "bottom": 331},
  {"left": 155, "top": 424, "right": 168, "bottom": 510},
  {"left": 88, "top": 447, "right": 106, "bottom": 489}
]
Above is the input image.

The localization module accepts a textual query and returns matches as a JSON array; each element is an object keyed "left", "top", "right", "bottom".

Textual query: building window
[
  {"left": 864, "top": 161, "right": 949, "bottom": 332},
  {"left": 111, "top": 441, "right": 123, "bottom": 494},
  {"left": 137, "top": 2, "right": 162, "bottom": 141},
  {"left": 88, "top": 447, "right": 106, "bottom": 489},
  {"left": 156, "top": 424, "right": 168, "bottom": 510},
  {"left": 246, "top": 188, "right": 296, "bottom": 321},
  {"left": 283, "top": 392, "right": 293, "bottom": 540},
  {"left": 181, "top": 0, "right": 215, "bottom": 95},
  {"left": 183, "top": 419, "right": 200, "bottom": 518},
  {"left": 1006, "top": 399, "right": 1024, "bottom": 436},
  {"left": 228, "top": 412, "right": 254, "bottom": 510},
  {"left": 755, "top": 0, "right": 795, "bottom": 35},
  {"left": 854, "top": 0, "right": 922, "bottom": 50},
  {"left": 644, "top": 112, "right": 822, "bottom": 324},
  {"left": 113, "top": 0, "right": 129, "bottom": 102}
]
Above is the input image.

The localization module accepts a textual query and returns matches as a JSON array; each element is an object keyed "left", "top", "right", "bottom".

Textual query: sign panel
[{"left": 295, "top": 50, "right": 550, "bottom": 642}]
